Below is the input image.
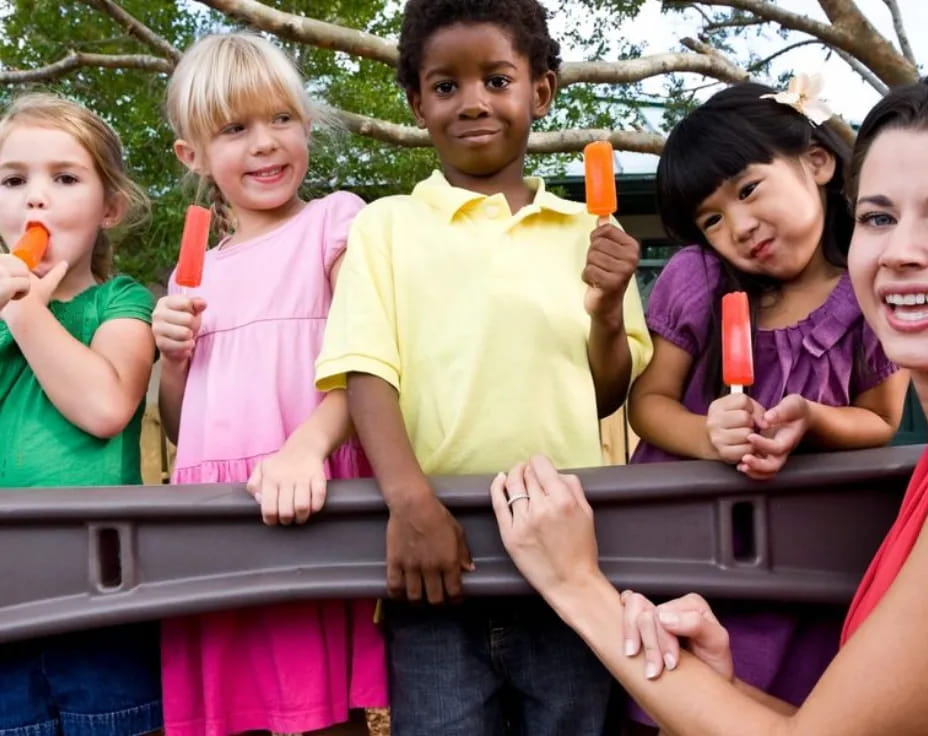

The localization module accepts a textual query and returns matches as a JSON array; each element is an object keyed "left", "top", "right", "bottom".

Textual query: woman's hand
[
  {"left": 490, "top": 455, "right": 602, "bottom": 600},
  {"left": 622, "top": 590, "right": 735, "bottom": 682},
  {"left": 246, "top": 447, "right": 328, "bottom": 525}
]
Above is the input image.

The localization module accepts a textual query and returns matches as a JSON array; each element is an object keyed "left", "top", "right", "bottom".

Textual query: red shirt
[{"left": 842, "top": 449, "right": 928, "bottom": 644}]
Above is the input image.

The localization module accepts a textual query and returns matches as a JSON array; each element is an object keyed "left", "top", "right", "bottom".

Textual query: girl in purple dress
[{"left": 624, "top": 81, "right": 909, "bottom": 731}]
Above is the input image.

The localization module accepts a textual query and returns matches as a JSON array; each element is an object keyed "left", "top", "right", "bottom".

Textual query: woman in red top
[{"left": 491, "top": 79, "right": 928, "bottom": 735}]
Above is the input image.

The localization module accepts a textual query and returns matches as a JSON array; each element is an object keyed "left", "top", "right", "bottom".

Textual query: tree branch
[
  {"left": 560, "top": 52, "right": 750, "bottom": 86},
  {"left": 676, "top": 0, "right": 918, "bottom": 86},
  {"left": 679, "top": 36, "right": 751, "bottom": 81},
  {"left": 881, "top": 0, "right": 916, "bottom": 66},
  {"left": 834, "top": 48, "right": 890, "bottom": 95},
  {"left": 336, "top": 111, "right": 665, "bottom": 154},
  {"left": 78, "top": 0, "right": 180, "bottom": 62},
  {"left": 0, "top": 52, "right": 173, "bottom": 83},
  {"left": 745, "top": 38, "right": 826, "bottom": 72},
  {"left": 195, "top": 0, "right": 399, "bottom": 66}
]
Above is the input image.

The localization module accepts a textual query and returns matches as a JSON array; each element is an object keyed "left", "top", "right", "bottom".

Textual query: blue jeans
[
  {"left": 0, "top": 622, "right": 162, "bottom": 736},
  {"left": 386, "top": 596, "right": 612, "bottom": 736}
]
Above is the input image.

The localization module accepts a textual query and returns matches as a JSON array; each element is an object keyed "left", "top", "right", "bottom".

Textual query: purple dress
[{"left": 629, "top": 246, "right": 898, "bottom": 718}]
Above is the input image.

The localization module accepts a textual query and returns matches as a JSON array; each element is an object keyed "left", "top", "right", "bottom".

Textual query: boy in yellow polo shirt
[{"left": 316, "top": 0, "right": 651, "bottom": 733}]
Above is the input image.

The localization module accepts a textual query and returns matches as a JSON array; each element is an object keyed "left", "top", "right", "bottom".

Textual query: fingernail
[
  {"left": 624, "top": 639, "right": 636, "bottom": 656},
  {"left": 664, "top": 653, "right": 677, "bottom": 670},
  {"left": 645, "top": 662, "right": 659, "bottom": 679},
  {"left": 658, "top": 611, "right": 679, "bottom": 626}
]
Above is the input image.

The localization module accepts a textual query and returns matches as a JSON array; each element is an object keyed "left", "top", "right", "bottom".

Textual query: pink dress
[{"left": 162, "top": 192, "right": 387, "bottom": 736}]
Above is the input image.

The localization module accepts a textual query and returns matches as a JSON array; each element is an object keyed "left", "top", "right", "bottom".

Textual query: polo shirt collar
[{"left": 412, "top": 170, "right": 585, "bottom": 222}]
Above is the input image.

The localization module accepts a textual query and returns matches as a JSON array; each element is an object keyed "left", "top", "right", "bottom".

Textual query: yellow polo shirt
[{"left": 316, "top": 171, "right": 652, "bottom": 474}]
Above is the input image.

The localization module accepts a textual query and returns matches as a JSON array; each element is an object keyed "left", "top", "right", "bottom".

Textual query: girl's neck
[
  {"left": 53, "top": 259, "right": 97, "bottom": 302},
  {"left": 757, "top": 245, "right": 843, "bottom": 329},
  {"left": 444, "top": 155, "right": 534, "bottom": 214},
  {"left": 223, "top": 196, "right": 306, "bottom": 248}
]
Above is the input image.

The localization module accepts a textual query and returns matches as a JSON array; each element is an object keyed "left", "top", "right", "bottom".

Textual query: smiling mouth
[
  {"left": 248, "top": 165, "right": 287, "bottom": 179},
  {"left": 750, "top": 239, "right": 773, "bottom": 258},
  {"left": 883, "top": 291, "right": 928, "bottom": 323},
  {"left": 457, "top": 130, "right": 500, "bottom": 140}
]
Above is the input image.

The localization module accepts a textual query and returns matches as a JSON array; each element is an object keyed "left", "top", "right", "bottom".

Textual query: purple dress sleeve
[{"left": 645, "top": 245, "right": 720, "bottom": 357}]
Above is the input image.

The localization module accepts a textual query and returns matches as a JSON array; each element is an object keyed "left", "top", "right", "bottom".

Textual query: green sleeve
[{"left": 98, "top": 275, "right": 154, "bottom": 325}]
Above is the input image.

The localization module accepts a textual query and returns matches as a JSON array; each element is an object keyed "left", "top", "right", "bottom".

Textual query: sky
[{"left": 559, "top": 0, "right": 927, "bottom": 174}]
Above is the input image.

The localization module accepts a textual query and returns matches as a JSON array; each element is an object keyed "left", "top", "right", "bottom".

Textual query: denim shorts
[
  {"left": 0, "top": 622, "right": 162, "bottom": 736},
  {"left": 385, "top": 596, "right": 612, "bottom": 736}
]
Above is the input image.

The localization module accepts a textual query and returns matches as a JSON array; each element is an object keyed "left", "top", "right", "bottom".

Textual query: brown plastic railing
[{"left": 0, "top": 444, "right": 919, "bottom": 643}]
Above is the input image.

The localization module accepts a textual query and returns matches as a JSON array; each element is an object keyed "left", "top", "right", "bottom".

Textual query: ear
[
  {"left": 101, "top": 193, "right": 128, "bottom": 229},
  {"left": 173, "top": 139, "right": 205, "bottom": 174},
  {"left": 406, "top": 88, "right": 427, "bottom": 129},
  {"left": 804, "top": 145, "right": 837, "bottom": 186},
  {"left": 532, "top": 70, "right": 557, "bottom": 121}
]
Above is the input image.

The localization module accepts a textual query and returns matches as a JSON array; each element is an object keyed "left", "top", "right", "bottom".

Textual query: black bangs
[
  {"left": 657, "top": 115, "right": 778, "bottom": 246},
  {"left": 656, "top": 82, "right": 819, "bottom": 247}
]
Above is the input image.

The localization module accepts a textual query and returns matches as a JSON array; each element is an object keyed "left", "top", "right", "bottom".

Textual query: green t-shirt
[{"left": 0, "top": 276, "right": 154, "bottom": 488}]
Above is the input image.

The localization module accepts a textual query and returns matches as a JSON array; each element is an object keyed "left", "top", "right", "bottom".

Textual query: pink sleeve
[{"left": 321, "top": 190, "right": 366, "bottom": 277}]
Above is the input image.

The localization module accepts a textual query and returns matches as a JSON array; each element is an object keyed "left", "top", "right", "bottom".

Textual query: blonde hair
[
  {"left": 166, "top": 33, "right": 325, "bottom": 238},
  {"left": 0, "top": 93, "right": 149, "bottom": 281}
]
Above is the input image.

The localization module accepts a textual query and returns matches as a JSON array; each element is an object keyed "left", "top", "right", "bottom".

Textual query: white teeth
[
  {"left": 895, "top": 309, "right": 928, "bottom": 322},
  {"left": 885, "top": 293, "right": 928, "bottom": 306}
]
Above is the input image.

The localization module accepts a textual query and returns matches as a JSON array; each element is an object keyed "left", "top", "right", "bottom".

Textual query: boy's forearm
[
  {"left": 588, "top": 318, "right": 632, "bottom": 418},
  {"left": 347, "top": 372, "right": 433, "bottom": 506}
]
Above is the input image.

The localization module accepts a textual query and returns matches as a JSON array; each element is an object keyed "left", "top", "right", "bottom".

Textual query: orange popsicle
[
  {"left": 584, "top": 140, "right": 618, "bottom": 218},
  {"left": 722, "top": 291, "right": 754, "bottom": 393},
  {"left": 174, "top": 205, "right": 211, "bottom": 289},
  {"left": 12, "top": 223, "right": 49, "bottom": 270}
]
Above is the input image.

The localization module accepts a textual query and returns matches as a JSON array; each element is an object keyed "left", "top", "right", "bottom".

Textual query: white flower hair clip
[{"left": 760, "top": 73, "right": 834, "bottom": 126}]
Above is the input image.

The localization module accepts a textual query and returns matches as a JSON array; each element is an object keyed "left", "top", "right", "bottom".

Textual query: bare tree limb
[
  {"left": 834, "top": 48, "right": 890, "bottom": 95},
  {"left": 196, "top": 0, "right": 400, "bottom": 65},
  {"left": 882, "top": 0, "right": 916, "bottom": 66},
  {"left": 560, "top": 52, "right": 750, "bottom": 86},
  {"left": 704, "top": 16, "right": 766, "bottom": 33},
  {"left": 78, "top": 0, "right": 180, "bottom": 62},
  {"left": 336, "top": 110, "right": 664, "bottom": 154},
  {"left": 745, "top": 38, "right": 826, "bottom": 72},
  {"left": 680, "top": 36, "right": 751, "bottom": 80},
  {"left": 0, "top": 52, "right": 173, "bottom": 83},
  {"left": 676, "top": 0, "right": 918, "bottom": 86}
]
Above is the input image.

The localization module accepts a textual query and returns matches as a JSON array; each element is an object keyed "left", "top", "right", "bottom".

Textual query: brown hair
[{"left": 0, "top": 93, "right": 149, "bottom": 281}]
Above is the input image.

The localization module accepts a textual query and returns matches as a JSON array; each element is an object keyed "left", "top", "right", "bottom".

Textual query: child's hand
[
  {"left": 739, "top": 394, "right": 810, "bottom": 480},
  {"left": 152, "top": 294, "right": 207, "bottom": 365},
  {"left": 706, "top": 393, "right": 767, "bottom": 464},
  {"left": 0, "top": 260, "right": 68, "bottom": 323},
  {"left": 582, "top": 222, "right": 640, "bottom": 327},
  {"left": 246, "top": 447, "right": 327, "bottom": 525},
  {"left": 0, "top": 254, "right": 32, "bottom": 309},
  {"left": 387, "top": 493, "right": 474, "bottom": 604}
]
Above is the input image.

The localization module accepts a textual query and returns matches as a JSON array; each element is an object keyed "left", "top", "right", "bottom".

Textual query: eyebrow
[
  {"left": 856, "top": 194, "right": 894, "bottom": 207},
  {"left": 0, "top": 160, "right": 92, "bottom": 171},
  {"left": 423, "top": 60, "right": 518, "bottom": 81}
]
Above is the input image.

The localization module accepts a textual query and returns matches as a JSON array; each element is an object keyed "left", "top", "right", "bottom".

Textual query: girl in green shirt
[{"left": 0, "top": 94, "right": 162, "bottom": 735}]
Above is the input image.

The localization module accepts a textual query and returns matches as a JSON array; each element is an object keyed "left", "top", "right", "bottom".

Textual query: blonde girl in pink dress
[{"left": 151, "top": 33, "right": 387, "bottom": 736}]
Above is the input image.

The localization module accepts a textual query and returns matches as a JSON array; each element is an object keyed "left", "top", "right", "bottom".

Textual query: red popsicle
[
  {"left": 174, "top": 205, "right": 211, "bottom": 289},
  {"left": 12, "top": 223, "right": 49, "bottom": 270},
  {"left": 722, "top": 291, "right": 754, "bottom": 393},
  {"left": 583, "top": 141, "right": 618, "bottom": 219}
]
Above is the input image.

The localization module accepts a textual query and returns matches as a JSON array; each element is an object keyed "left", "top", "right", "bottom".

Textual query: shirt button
[{"left": 484, "top": 203, "right": 501, "bottom": 218}]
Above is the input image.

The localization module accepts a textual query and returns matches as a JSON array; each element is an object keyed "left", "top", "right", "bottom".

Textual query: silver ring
[{"left": 507, "top": 493, "right": 530, "bottom": 507}]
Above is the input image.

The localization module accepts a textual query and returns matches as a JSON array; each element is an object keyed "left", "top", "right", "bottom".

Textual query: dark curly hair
[{"left": 397, "top": 0, "right": 562, "bottom": 92}]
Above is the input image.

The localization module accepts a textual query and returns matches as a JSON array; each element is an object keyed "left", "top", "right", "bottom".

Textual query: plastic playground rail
[{"left": 0, "top": 444, "right": 920, "bottom": 643}]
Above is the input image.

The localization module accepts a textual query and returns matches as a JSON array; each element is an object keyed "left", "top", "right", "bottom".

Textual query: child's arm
[
  {"left": 741, "top": 371, "right": 909, "bottom": 479},
  {"left": 348, "top": 372, "right": 473, "bottom": 604},
  {"left": 583, "top": 222, "right": 641, "bottom": 417},
  {"left": 152, "top": 294, "right": 206, "bottom": 444},
  {"left": 1, "top": 266, "right": 154, "bottom": 438},
  {"left": 246, "top": 389, "right": 350, "bottom": 525},
  {"left": 629, "top": 336, "right": 764, "bottom": 461},
  {"left": 245, "top": 252, "right": 353, "bottom": 525}
]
